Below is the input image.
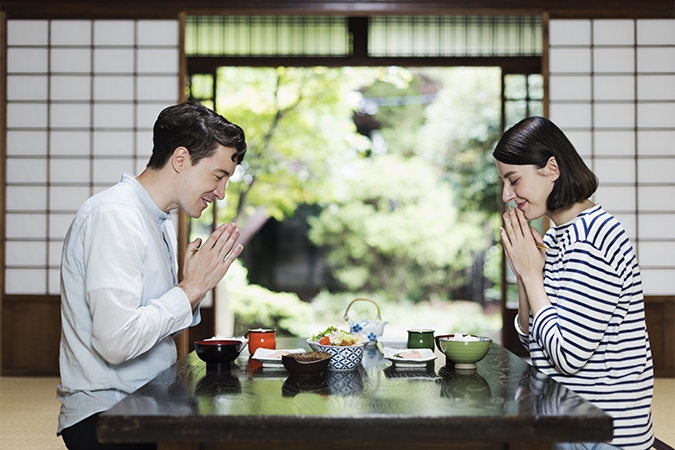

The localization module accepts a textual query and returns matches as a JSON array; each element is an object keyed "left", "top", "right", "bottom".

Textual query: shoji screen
[
  {"left": 548, "top": 19, "right": 675, "bottom": 296},
  {"left": 5, "top": 19, "right": 180, "bottom": 296}
]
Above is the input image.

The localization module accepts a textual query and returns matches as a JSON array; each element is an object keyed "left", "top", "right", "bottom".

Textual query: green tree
[
  {"left": 307, "top": 153, "right": 488, "bottom": 302},
  {"left": 419, "top": 67, "right": 502, "bottom": 217}
]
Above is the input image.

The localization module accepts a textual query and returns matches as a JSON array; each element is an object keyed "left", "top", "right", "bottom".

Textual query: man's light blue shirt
[{"left": 57, "top": 173, "right": 200, "bottom": 433}]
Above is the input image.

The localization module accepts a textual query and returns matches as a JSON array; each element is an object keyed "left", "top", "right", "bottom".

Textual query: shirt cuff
[{"left": 514, "top": 314, "right": 528, "bottom": 337}]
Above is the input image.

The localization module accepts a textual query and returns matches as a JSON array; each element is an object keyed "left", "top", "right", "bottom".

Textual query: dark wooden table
[{"left": 98, "top": 337, "right": 613, "bottom": 450}]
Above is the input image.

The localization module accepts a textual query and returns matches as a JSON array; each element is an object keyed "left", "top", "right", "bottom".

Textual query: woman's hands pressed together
[{"left": 500, "top": 206, "right": 546, "bottom": 282}]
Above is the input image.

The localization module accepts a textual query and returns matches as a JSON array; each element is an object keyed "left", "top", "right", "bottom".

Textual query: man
[{"left": 57, "top": 102, "right": 247, "bottom": 449}]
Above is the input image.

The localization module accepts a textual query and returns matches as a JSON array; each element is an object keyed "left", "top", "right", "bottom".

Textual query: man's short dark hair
[
  {"left": 493, "top": 116, "right": 598, "bottom": 212},
  {"left": 147, "top": 101, "right": 247, "bottom": 170}
]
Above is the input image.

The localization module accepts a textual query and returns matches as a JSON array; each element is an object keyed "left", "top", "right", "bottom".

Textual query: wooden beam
[{"left": 1, "top": 0, "right": 673, "bottom": 19}]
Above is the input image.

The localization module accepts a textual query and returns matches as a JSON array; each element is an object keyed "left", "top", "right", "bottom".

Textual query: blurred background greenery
[{"left": 189, "top": 66, "right": 512, "bottom": 342}]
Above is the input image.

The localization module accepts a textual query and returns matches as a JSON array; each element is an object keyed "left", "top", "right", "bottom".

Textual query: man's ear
[
  {"left": 547, "top": 156, "right": 560, "bottom": 182},
  {"left": 171, "top": 147, "right": 191, "bottom": 173}
]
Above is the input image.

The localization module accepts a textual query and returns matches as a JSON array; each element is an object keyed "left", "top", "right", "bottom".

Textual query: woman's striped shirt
[{"left": 516, "top": 205, "right": 654, "bottom": 450}]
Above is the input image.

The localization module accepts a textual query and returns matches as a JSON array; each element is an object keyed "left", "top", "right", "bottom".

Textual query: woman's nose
[{"left": 502, "top": 184, "right": 514, "bottom": 203}]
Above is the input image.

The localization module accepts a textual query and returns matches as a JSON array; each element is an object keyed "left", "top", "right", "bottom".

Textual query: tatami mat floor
[{"left": 0, "top": 376, "right": 673, "bottom": 450}]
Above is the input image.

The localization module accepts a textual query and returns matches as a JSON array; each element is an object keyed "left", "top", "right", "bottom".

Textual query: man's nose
[{"left": 214, "top": 180, "right": 228, "bottom": 200}]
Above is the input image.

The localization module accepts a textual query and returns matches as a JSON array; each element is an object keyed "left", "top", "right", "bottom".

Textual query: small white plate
[
  {"left": 377, "top": 337, "right": 408, "bottom": 349},
  {"left": 252, "top": 348, "right": 306, "bottom": 367},
  {"left": 204, "top": 336, "right": 249, "bottom": 347},
  {"left": 382, "top": 347, "right": 436, "bottom": 367}
]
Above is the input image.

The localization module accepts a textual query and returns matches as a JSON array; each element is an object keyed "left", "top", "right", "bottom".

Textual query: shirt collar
[{"left": 120, "top": 173, "right": 172, "bottom": 225}]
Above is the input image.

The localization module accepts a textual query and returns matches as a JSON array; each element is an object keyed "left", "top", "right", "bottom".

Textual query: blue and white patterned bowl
[{"left": 317, "top": 343, "right": 365, "bottom": 371}]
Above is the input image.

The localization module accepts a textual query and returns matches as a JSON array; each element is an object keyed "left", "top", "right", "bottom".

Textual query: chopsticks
[{"left": 535, "top": 241, "right": 552, "bottom": 251}]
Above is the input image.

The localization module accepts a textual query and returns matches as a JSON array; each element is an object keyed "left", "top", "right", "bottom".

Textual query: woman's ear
[
  {"left": 171, "top": 147, "right": 191, "bottom": 173},
  {"left": 547, "top": 156, "right": 560, "bottom": 182}
]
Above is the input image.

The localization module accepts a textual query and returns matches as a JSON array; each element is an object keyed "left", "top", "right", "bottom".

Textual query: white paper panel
[
  {"left": 7, "top": 48, "right": 49, "bottom": 73},
  {"left": 93, "top": 103, "right": 135, "bottom": 128},
  {"left": 49, "top": 241, "right": 65, "bottom": 266},
  {"left": 138, "top": 20, "right": 179, "bottom": 46},
  {"left": 638, "top": 214, "right": 675, "bottom": 239},
  {"left": 549, "top": 103, "right": 592, "bottom": 128},
  {"left": 137, "top": 48, "right": 179, "bottom": 73},
  {"left": 50, "top": 158, "right": 91, "bottom": 183},
  {"left": 137, "top": 103, "right": 171, "bottom": 128},
  {"left": 50, "top": 186, "right": 92, "bottom": 211},
  {"left": 49, "top": 269, "right": 61, "bottom": 295},
  {"left": 51, "top": 75, "right": 92, "bottom": 101},
  {"left": 7, "top": 103, "right": 48, "bottom": 128},
  {"left": 595, "top": 158, "right": 635, "bottom": 184},
  {"left": 641, "top": 269, "right": 675, "bottom": 295},
  {"left": 594, "top": 103, "right": 635, "bottom": 128},
  {"left": 50, "top": 131, "right": 91, "bottom": 156},
  {"left": 638, "top": 186, "right": 675, "bottom": 211},
  {"left": 563, "top": 131, "right": 593, "bottom": 157},
  {"left": 7, "top": 20, "right": 48, "bottom": 45},
  {"left": 638, "top": 158, "right": 675, "bottom": 184},
  {"left": 93, "top": 158, "right": 135, "bottom": 184},
  {"left": 6, "top": 241, "right": 46, "bottom": 266},
  {"left": 6, "top": 214, "right": 47, "bottom": 239},
  {"left": 549, "top": 75, "right": 591, "bottom": 101},
  {"left": 612, "top": 213, "right": 636, "bottom": 240},
  {"left": 637, "top": 103, "right": 675, "bottom": 129},
  {"left": 637, "top": 47, "right": 675, "bottom": 73},
  {"left": 6, "top": 158, "right": 48, "bottom": 184},
  {"left": 549, "top": 48, "right": 591, "bottom": 73},
  {"left": 51, "top": 20, "right": 91, "bottom": 46},
  {"left": 136, "top": 131, "right": 154, "bottom": 156},
  {"left": 93, "top": 131, "right": 135, "bottom": 156},
  {"left": 50, "top": 48, "right": 92, "bottom": 73},
  {"left": 94, "top": 48, "right": 135, "bottom": 73},
  {"left": 638, "top": 241, "right": 675, "bottom": 267},
  {"left": 134, "top": 158, "right": 147, "bottom": 175},
  {"left": 637, "top": 131, "right": 675, "bottom": 156},
  {"left": 593, "top": 75, "right": 634, "bottom": 101},
  {"left": 7, "top": 131, "right": 48, "bottom": 156},
  {"left": 94, "top": 21, "right": 135, "bottom": 45},
  {"left": 7, "top": 75, "right": 48, "bottom": 101},
  {"left": 637, "top": 75, "right": 675, "bottom": 101},
  {"left": 49, "top": 214, "right": 75, "bottom": 240},
  {"left": 51, "top": 104, "right": 91, "bottom": 128},
  {"left": 593, "top": 20, "right": 635, "bottom": 46},
  {"left": 94, "top": 76, "right": 135, "bottom": 101},
  {"left": 549, "top": 20, "right": 591, "bottom": 45},
  {"left": 6, "top": 186, "right": 48, "bottom": 211},
  {"left": 137, "top": 76, "right": 179, "bottom": 101},
  {"left": 593, "top": 48, "right": 635, "bottom": 73},
  {"left": 637, "top": 19, "right": 675, "bottom": 45},
  {"left": 594, "top": 131, "right": 635, "bottom": 156},
  {"left": 595, "top": 185, "right": 636, "bottom": 211},
  {"left": 5, "top": 268, "right": 47, "bottom": 295}
]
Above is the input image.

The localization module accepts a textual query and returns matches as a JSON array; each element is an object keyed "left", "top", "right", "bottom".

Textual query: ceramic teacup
[
  {"left": 245, "top": 328, "right": 276, "bottom": 355},
  {"left": 407, "top": 329, "right": 435, "bottom": 350}
]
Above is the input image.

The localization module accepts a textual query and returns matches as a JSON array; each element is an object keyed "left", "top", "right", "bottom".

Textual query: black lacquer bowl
[
  {"left": 281, "top": 351, "right": 332, "bottom": 376},
  {"left": 194, "top": 340, "right": 244, "bottom": 364}
]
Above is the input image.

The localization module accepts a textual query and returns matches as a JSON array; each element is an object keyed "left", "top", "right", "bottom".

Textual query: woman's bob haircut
[{"left": 493, "top": 116, "right": 598, "bottom": 212}]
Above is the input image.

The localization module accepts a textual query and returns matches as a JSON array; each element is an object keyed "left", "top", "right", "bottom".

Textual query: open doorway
[{"left": 184, "top": 15, "right": 543, "bottom": 352}]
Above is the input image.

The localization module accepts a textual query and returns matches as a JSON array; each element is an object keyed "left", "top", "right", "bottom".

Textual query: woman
[{"left": 494, "top": 116, "right": 654, "bottom": 450}]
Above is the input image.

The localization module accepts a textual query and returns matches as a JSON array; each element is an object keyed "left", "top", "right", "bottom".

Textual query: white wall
[
  {"left": 5, "top": 19, "right": 180, "bottom": 295},
  {"left": 549, "top": 19, "right": 675, "bottom": 295}
]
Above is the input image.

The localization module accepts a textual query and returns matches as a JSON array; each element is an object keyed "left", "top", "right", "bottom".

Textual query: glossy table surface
[{"left": 98, "top": 337, "right": 612, "bottom": 448}]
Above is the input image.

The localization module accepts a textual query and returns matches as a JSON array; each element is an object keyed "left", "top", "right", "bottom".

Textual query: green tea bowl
[{"left": 438, "top": 335, "right": 492, "bottom": 370}]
